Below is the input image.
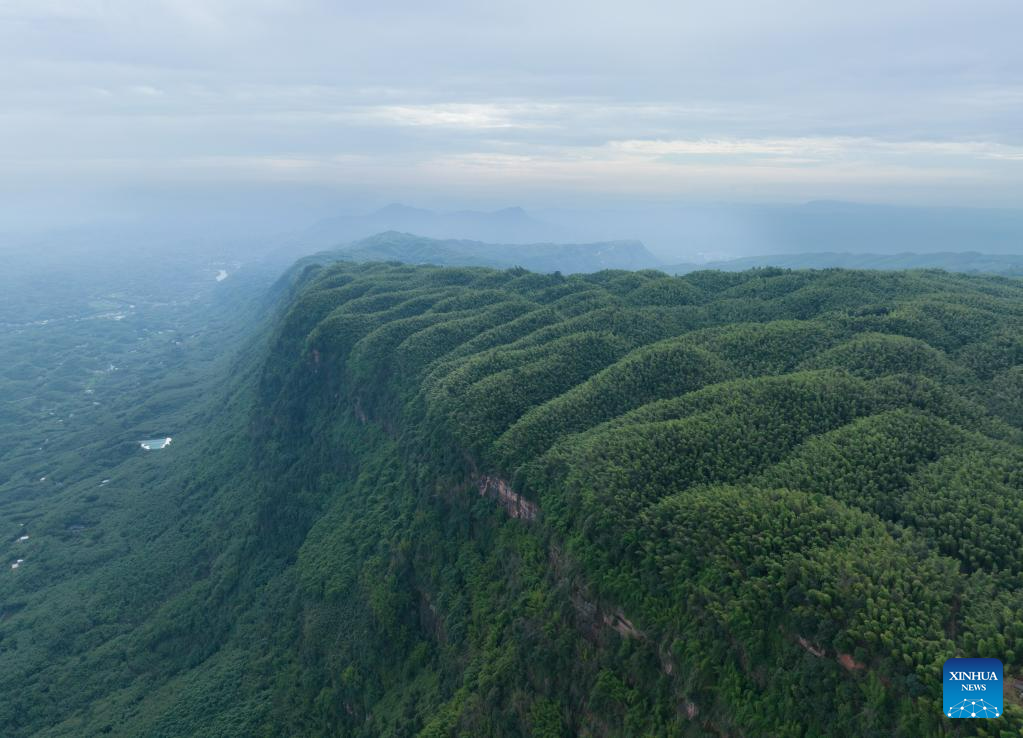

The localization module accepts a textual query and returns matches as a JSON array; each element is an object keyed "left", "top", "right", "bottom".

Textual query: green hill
[{"left": 2, "top": 262, "right": 1023, "bottom": 737}]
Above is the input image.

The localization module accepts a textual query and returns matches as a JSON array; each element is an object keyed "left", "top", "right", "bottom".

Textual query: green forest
[{"left": 3, "top": 259, "right": 1023, "bottom": 737}]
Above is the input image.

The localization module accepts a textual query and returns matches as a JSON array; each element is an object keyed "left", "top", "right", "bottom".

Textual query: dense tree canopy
[
  {"left": 3, "top": 260, "right": 1022, "bottom": 736},
  {"left": 254, "top": 262, "right": 1023, "bottom": 736}
]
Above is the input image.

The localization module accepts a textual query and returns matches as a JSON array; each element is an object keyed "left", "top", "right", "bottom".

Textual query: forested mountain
[{"left": 3, "top": 260, "right": 1023, "bottom": 736}]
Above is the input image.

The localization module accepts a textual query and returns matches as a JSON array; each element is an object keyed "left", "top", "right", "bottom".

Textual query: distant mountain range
[
  {"left": 668, "top": 251, "right": 1023, "bottom": 276},
  {"left": 323, "top": 232, "right": 1023, "bottom": 278},
  {"left": 542, "top": 200, "right": 1023, "bottom": 258},
  {"left": 277, "top": 202, "right": 1023, "bottom": 278},
  {"left": 323, "top": 231, "right": 662, "bottom": 273},
  {"left": 297, "top": 203, "right": 572, "bottom": 249},
  {"left": 276, "top": 201, "right": 1023, "bottom": 271}
]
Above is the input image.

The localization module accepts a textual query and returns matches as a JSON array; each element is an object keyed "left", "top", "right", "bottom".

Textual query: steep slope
[
  {"left": 251, "top": 263, "right": 1023, "bottom": 736},
  {"left": 4, "top": 263, "right": 1023, "bottom": 737}
]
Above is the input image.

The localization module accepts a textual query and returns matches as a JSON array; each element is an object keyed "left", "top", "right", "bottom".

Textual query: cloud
[
  {"left": 359, "top": 103, "right": 558, "bottom": 130},
  {"left": 0, "top": 0, "right": 1022, "bottom": 210},
  {"left": 607, "top": 137, "right": 1023, "bottom": 163}
]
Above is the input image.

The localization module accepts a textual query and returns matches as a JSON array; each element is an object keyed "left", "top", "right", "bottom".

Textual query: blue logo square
[{"left": 943, "top": 658, "right": 1003, "bottom": 718}]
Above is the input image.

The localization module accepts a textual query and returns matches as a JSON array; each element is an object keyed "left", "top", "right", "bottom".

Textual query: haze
[
  {"left": 4, "top": 5, "right": 1023, "bottom": 735},
  {"left": 1, "top": 0, "right": 1022, "bottom": 258}
]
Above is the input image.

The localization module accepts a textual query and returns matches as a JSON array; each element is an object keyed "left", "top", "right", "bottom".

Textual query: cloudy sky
[{"left": 2, "top": 0, "right": 1022, "bottom": 225}]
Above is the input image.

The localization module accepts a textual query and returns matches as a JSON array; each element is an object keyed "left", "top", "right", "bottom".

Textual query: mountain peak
[
  {"left": 374, "top": 203, "right": 430, "bottom": 217},
  {"left": 493, "top": 206, "right": 528, "bottom": 218}
]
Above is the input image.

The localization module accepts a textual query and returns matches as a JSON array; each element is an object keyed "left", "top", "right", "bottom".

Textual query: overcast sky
[{"left": 2, "top": 0, "right": 1022, "bottom": 226}]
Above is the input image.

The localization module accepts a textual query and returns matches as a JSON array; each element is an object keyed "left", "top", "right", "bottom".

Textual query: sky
[{"left": 1, "top": 0, "right": 1022, "bottom": 229}]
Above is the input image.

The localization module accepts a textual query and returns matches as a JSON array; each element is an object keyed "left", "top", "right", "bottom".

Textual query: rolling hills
[{"left": 2, "top": 259, "right": 1022, "bottom": 736}]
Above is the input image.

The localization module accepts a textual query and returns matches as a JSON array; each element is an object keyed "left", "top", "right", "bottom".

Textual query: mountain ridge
[{"left": 3, "top": 257, "right": 1023, "bottom": 736}]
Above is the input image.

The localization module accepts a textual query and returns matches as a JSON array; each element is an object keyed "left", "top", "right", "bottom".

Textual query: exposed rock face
[
  {"left": 602, "top": 610, "right": 642, "bottom": 639},
  {"left": 798, "top": 636, "right": 826, "bottom": 658},
  {"left": 1010, "top": 677, "right": 1023, "bottom": 707},
  {"left": 837, "top": 653, "right": 866, "bottom": 671},
  {"left": 797, "top": 634, "right": 866, "bottom": 672},
  {"left": 474, "top": 474, "right": 538, "bottom": 520}
]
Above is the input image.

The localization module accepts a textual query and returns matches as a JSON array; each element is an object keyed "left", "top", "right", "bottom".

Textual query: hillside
[{"left": 2, "top": 262, "right": 1023, "bottom": 736}]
